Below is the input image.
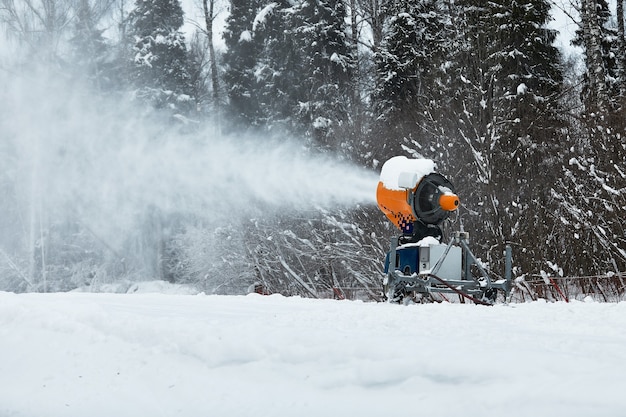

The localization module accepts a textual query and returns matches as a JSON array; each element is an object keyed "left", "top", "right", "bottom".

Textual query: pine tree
[
  {"left": 222, "top": 0, "right": 356, "bottom": 146},
  {"left": 251, "top": 0, "right": 297, "bottom": 132},
  {"left": 69, "top": 0, "right": 111, "bottom": 89},
  {"left": 371, "top": 0, "right": 452, "bottom": 160},
  {"left": 451, "top": 0, "right": 565, "bottom": 276},
  {"left": 127, "top": 0, "right": 195, "bottom": 114},
  {"left": 488, "top": 0, "right": 565, "bottom": 275},
  {"left": 222, "top": 0, "right": 265, "bottom": 130},
  {"left": 290, "top": 0, "right": 356, "bottom": 149}
]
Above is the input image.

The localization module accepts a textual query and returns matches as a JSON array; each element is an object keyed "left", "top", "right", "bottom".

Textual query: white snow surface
[
  {"left": 2, "top": 289, "right": 626, "bottom": 417},
  {"left": 379, "top": 156, "right": 434, "bottom": 190},
  {"left": 399, "top": 236, "right": 441, "bottom": 248}
]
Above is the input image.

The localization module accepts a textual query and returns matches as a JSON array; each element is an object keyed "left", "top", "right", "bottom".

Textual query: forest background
[{"left": 0, "top": 0, "right": 624, "bottom": 300}]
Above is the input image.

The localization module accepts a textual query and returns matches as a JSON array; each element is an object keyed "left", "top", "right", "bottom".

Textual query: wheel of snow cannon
[
  {"left": 483, "top": 288, "right": 498, "bottom": 303},
  {"left": 383, "top": 277, "right": 410, "bottom": 304}
]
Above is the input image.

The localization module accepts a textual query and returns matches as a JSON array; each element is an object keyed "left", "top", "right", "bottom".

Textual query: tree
[
  {"left": 616, "top": 0, "right": 626, "bottom": 105},
  {"left": 222, "top": 0, "right": 265, "bottom": 129},
  {"left": 222, "top": 0, "right": 356, "bottom": 147},
  {"left": 575, "top": 0, "right": 615, "bottom": 114},
  {"left": 552, "top": 0, "right": 626, "bottom": 277},
  {"left": 203, "top": 0, "right": 221, "bottom": 105},
  {"left": 574, "top": 0, "right": 626, "bottom": 165},
  {"left": 239, "top": 211, "right": 383, "bottom": 299},
  {"left": 127, "top": 0, "right": 195, "bottom": 114},
  {"left": 184, "top": 0, "right": 224, "bottom": 118},
  {"left": 250, "top": 0, "right": 297, "bottom": 132},
  {"left": 448, "top": 0, "right": 565, "bottom": 276},
  {"left": 0, "top": 0, "right": 73, "bottom": 62},
  {"left": 371, "top": 0, "right": 452, "bottom": 161},
  {"left": 69, "top": 0, "right": 115, "bottom": 89},
  {"left": 552, "top": 154, "right": 626, "bottom": 276},
  {"left": 356, "top": 0, "right": 388, "bottom": 52},
  {"left": 290, "top": 0, "right": 356, "bottom": 149}
]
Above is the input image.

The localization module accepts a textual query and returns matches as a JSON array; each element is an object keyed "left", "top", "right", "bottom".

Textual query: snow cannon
[
  {"left": 376, "top": 156, "right": 459, "bottom": 241},
  {"left": 377, "top": 156, "right": 511, "bottom": 305}
]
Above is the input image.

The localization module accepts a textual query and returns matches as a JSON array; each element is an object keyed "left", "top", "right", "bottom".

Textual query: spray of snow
[{"left": 0, "top": 69, "right": 378, "bottom": 250}]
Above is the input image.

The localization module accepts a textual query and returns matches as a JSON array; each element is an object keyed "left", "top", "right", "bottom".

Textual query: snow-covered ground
[{"left": 1, "top": 289, "right": 625, "bottom": 417}]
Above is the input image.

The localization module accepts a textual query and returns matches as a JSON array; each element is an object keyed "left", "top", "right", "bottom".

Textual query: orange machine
[
  {"left": 376, "top": 172, "right": 459, "bottom": 234},
  {"left": 376, "top": 157, "right": 511, "bottom": 304}
]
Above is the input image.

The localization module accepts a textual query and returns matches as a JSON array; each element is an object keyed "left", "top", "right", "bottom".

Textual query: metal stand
[{"left": 384, "top": 231, "right": 512, "bottom": 305}]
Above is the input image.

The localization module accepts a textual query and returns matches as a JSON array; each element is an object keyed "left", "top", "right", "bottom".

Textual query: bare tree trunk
[
  {"left": 348, "top": 0, "right": 362, "bottom": 136},
  {"left": 357, "top": 0, "right": 383, "bottom": 52},
  {"left": 117, "top": 0, "right": 126, "bottom": 39},
  {"left": 28, "top": 170, "right": 37, "bottom": 289},
  {"left": 617, "top": 0, "right": 626, "bottom": 105},
  {"left": 581, "top": 0, "right": 610, "bottom": 113},
  {"left": 27, "top": 162, "right": 46, "bottom": 291},
  {"left": 203, "top": 0, "right": 220, "bottom": 106},
  {"left": 38, "top": 203, "right": 47, "bottom": 292}
]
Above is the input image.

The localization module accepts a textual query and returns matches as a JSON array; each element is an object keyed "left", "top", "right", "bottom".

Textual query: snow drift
[{"left": 1, "top": 290, "right": 625, "bottom": 417}]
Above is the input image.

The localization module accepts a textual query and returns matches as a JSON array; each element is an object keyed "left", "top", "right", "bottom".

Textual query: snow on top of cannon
[{"left": 379, "top": 156, "right": 434, "bottom": 190}]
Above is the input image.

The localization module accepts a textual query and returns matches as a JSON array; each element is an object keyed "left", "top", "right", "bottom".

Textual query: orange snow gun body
[
  {"left": 376, "top": 158, "right": 459, "bottom": 234},
  {"left": 376, "top": 182, "right": 417, "bottom": 234}
]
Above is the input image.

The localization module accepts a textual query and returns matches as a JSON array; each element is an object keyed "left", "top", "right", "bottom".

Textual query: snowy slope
[{"left": 1, "top": 291, "right": 625, "bottom": 417}]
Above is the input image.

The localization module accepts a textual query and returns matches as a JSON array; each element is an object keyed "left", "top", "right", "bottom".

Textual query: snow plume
[{"left": 0, "top": 69, "right": 378, "bottom": 252}]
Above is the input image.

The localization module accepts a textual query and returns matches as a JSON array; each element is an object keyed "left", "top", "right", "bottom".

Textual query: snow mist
[{"left": 0, "top": 70, "right": 378, "bottom": 250}]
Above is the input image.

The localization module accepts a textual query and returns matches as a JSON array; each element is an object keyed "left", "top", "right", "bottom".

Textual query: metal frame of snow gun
[{"left": 383, "top": 231, "right": 512, "bottom": 305}]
